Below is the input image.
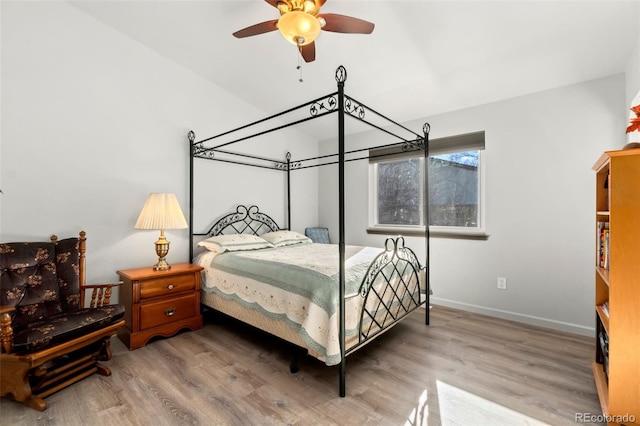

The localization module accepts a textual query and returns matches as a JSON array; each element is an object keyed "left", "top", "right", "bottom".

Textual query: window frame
[{"left": 367, "top": 132, "right": 487, "bottom": 239}]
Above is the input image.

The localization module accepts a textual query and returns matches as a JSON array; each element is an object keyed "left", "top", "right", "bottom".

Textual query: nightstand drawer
[
  {"left": 140, "top": 293, "right": 198, "bottom": 330},
  {"left": 140, "top": 274, "right": 195, "bottom": 300}
]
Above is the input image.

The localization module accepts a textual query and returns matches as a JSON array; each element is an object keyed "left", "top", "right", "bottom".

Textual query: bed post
[
  {"left": 188, "top": 130, "right": 196, "bottom": 262},
  {"left": 336, "top": 65, "right": 347, "bottom": 397},
  {"left": 286, "top": 152, "right": 291, "bottom": 230},
  {"left": 422, "top": 123, "right": 431, "bottom": 325}
]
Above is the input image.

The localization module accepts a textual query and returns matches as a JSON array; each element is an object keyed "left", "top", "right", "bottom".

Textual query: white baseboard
[{"left": 430, "top": 297, "right": 594, "bottom": 337}]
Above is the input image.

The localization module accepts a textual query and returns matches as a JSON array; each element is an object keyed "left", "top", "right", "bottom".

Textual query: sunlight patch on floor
[
  {"left": 405, "top": 389, "right": 429, "bottom": 426},
  {"left": 405, "top": 381, "right": 550, "bottom": 426}
]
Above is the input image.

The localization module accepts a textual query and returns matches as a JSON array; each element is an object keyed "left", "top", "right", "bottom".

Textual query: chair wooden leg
[
  {"left": 1, "top": 326, "right": 122, "bottom": 410},
  {"left": 95, "top": 363, "right": 112, "bottom": 376},
  {"left": 97, "top": 337, "right": 113, "bottom": 362},
  {"left": 96, "top": 337, "right": 113, "bottom": 376},
  {"left": 0, "top": 361, "right": 47, "bottom": 411},
  {"left": 23, "top": 395, "right": 47, "bottom": 411},
  {"left": 2, "top": 392, "right": 47, "bottom": 411}
]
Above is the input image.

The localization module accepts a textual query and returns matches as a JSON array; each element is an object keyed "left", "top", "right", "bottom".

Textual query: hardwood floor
[{"left": 1, "top": 305, "right": 604, "bottom": 425}]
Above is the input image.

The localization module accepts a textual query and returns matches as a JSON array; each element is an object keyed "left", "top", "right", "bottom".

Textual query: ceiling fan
[{"left": 232, "top": 0, "right": 375, "bottom": 63}]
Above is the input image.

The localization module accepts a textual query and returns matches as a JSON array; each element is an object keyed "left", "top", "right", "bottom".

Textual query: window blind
[{"left": 369, "top": 130, "right": 485, "bottom": 162}]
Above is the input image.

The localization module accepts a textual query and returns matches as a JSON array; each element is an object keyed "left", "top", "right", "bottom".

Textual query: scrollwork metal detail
[
  {"left": 247, "top": 205, "right": 279, "bottom": 232},
  {"left": 206, "top": 205, "right": 280, "bottom": 237},
  {"left": 274, "top": 157, "right": 301, "bottom": 170},
  {"left": 310, "top": 95, "right": 337, "bottom": 117},
  {"left": 335, "top": 65, "right": 347, "bottom": 83},
  {"left": 402, "top": 138, "right": 425, "bottom": 152},
  {"left": 274, "top": 162, "right": 288, "bottom": 170},
  {"left": 207, "top": 206, "right": 248, "bottom": 236},
  {"left": 192, "top": 146, "right": 215, "bottom": 159},
  {"left": 355, "top": 236, "right": 423, "bottom": 342},
  {"left": 344, "top": 96, "right": 365, "bottom": 119}
]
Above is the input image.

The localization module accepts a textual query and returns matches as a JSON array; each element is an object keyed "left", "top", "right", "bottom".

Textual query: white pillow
[
  {"left": 197, "top": 234, "right": 274, "bottom": 253},
  {"left": 261, "top": 230, "right": 313, "bottom": 247}
]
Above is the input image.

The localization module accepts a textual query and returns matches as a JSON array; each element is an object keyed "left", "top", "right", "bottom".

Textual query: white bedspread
[{"left": 195, "top": 243, "right": 383, "bottom": 365}]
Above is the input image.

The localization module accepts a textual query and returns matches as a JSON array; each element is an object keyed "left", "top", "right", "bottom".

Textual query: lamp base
[
  {"left": 154, "top": 234, "right": 171, "bottom": 271},
  {"left": 153, "top": 258, "right": 171, "bottom": 271}
]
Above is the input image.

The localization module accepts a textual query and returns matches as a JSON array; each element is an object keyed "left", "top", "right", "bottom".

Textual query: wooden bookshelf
[{"left": 591, "top": 148, "right": 640, "bottom": 425}]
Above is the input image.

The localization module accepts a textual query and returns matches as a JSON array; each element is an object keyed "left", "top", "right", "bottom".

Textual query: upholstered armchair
[
  {"left": 304, "top": 227, "right": 330, "bottom": 244},
  {"left": 0, "top": 231, "right": 125, "bottom": 411}
]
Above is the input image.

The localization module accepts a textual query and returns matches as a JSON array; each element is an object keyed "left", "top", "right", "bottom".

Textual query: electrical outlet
[{"left": 497, "top": 277, "right": 507, "bottom": 290}]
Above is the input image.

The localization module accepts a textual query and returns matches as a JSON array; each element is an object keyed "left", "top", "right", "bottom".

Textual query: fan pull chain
[{"left": 297, "top": 50, "right": 303, "bottom": 83}]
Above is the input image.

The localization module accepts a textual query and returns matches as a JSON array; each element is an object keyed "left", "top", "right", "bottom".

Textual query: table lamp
[{"left": 134, "top": 193, "right": 188, "bottom": 271}]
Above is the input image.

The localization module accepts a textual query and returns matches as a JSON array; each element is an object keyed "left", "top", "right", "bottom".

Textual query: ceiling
[{"left": 68, "top": 0, "right": 639, "bottom": 141}]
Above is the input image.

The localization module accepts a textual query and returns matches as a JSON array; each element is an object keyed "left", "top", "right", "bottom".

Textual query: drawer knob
[
  {"left": 164, "top": 307, "right": 176, "bottom": 316},
  {"left": 166, "top": 284, "right": 175, "bottom": 290}
]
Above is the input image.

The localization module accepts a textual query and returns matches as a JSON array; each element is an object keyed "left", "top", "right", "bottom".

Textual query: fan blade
[
  {"left": 321, "top": 13, "right": 375, "bottom": 34},
  {"left": 318, "top": 0, "right": 327, "bottom": 7},
  {"left": 264, "top": 0, "right": 281, "bottom": 8},
  {"left": 233, "top": 19, "right": 279, "bottom": 38},
  {"left": 299, "top": 42, "right": 316, "bottom": 63}
]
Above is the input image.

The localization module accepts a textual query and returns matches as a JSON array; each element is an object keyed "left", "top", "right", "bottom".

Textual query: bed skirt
[{"left": 201, "top": 290, "right": 326, "bottom": 361}]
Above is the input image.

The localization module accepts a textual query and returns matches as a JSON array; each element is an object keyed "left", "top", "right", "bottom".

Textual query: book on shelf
[
  {"left": 605, "top": 171, "right": 610, "bottom": 210},
  {"left": 597, "top": 221, "right": 610, "bottom": 269},
  {"left": 600, "top": 300, "right": 610, "bottom": 317},
  {"left": 603, "top": 230, "right": 609, "bottom": 269}
]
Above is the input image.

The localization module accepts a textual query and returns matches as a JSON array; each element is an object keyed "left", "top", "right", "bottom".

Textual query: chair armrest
[
  {"left": 82, "top": 282, "right": 123, "bottom": 289},
  {"left": 0, "top": 305, "right": 15, "bottom": 316},
  {"left": 81, "top": 282, "right": 123, "bottom": 308},
  {"left": 0, "top": 305, "right": 15, "bottom": 354}
]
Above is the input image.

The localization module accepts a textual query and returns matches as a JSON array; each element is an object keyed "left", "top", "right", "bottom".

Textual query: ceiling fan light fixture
[
  {"left": 233, "top": 1, "right": 375, "bottom": 64},
  {"left": 277, "top": 11, "right": 321, "bottom": 46},
  {"left": 277, "top": 2, "right": 289, "bottom": 14},
  {"left": 303, "top": 0, "right": 316, "bottom": 13}
]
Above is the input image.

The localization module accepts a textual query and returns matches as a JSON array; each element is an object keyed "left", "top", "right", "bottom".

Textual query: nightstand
[{"left": 116, "top": 263, "right": 204, "bottom": 350}]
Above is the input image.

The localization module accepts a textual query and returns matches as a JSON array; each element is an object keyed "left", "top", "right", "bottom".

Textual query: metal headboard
[{"left": 204, "top": 205, "right": 280, "bottom": 237}]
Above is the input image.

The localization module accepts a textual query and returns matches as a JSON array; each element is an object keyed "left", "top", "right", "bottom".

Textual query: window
[
  {"left": 369, "top": 131, "right": 486, "bottom": 237},
  {"left": 377, "top": 157, "right": 422, "bottom": 226},
  {"left": 429, "top": 151, "right": 480, "bottom": 227}
]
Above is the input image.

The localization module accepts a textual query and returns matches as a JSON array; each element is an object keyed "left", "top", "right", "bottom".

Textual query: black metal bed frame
[
  {"left": 202, "top": 205, "right": 280, "bottom": 237},
  {"left": 188, "top": 65, "right": 430, "bottom": 397}
]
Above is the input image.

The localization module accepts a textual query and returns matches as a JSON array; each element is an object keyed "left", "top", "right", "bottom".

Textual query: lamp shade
[
  {"left": 134, "top": 193, "right": 188, "bottom": 230},
  {"left": 278, "top": 11, "right": 321, "bottom": 46}
]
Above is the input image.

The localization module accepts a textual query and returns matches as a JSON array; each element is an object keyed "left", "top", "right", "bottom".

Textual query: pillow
[
  {"left": 197, "top": 234, "right": 274, "bottom": 253},
  {"left": 261, "top": 230, "right": 313, "bottom": 247}
]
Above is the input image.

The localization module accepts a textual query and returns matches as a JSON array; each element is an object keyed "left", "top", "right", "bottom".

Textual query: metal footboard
[{"left": 346, "top": 236, "right": 425, "bottom": 357}]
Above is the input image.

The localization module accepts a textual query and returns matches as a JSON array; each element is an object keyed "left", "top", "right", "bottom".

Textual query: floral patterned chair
[{"left": 0, "top": 231, "right": 125, "bottom": 411}]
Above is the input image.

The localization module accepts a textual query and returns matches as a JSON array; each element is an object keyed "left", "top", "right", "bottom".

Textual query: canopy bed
[{"left": 188, "top": 65, "right": 431, "bottom": 397}]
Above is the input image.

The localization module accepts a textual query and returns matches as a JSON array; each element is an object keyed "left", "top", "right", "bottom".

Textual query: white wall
[
  {"left": 318, "top": 74, "right": 627, "bottom": 335},
  {"left": 0, "top": 2, "right": 318, "bottom": 292},
  {"left": 1, "top": 1, "right": 631, "bottom": 335},
  {"left": 625, "top": 6, "right": 640, "bottom": 108},
  {"left": 625, "top": 5, "right": 640, "bottom": 147}
]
